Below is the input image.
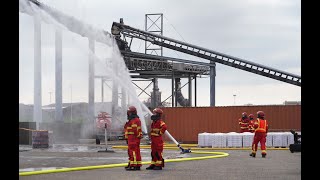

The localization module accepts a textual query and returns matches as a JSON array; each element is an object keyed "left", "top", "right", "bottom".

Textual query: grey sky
[{"left": 19, "top": 0, "right": 301, "bottom": 106}]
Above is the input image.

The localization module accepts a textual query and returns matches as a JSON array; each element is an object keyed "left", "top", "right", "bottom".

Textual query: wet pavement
[{"left": 19, "top": 141, "right": 301, "bottom": 180}]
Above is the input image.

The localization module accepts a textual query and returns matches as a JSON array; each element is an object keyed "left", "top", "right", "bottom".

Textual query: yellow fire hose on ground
[
  {"left": 20, "top": 122, "right": 288, "bottom": 176},
  {"left": 19, "top": 143, "right": 288, "bottom": 176},
  {"left": 19, "top": 145, "right": 229, "bottom": 176}
]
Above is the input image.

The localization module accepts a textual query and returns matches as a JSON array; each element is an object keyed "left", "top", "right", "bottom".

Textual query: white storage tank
[
  {"left": 281, "top": 132, "right": 290, "bottom": 147},
  {"left": 272, "top": 132, "right": 283, "bottom": 147},
  {"left": 207, "top": 133, "right": 215, "bottom": 147},
  {"left": 198, "top": 133, "right": 205, "bottom": 147},
  {"left": 266, "top": 132, "right": 275, "bottom": 147},
  {"left": 198, "top": 132, "right": 211, "bottom": 147},
  {"left": 242, "top": 132, "right": 254, "bottom": 147},
  {"left": 287, "top": 131, "right": 295, "bottom": 145},
  {"left": 227, "top": 132, "right": 242, "bottom": 147},
  {"left": 211, "top": 133, "right": 227, "bottom": 148},
  {"left": 203, "top": 133, "right": 211, "bottom": 147}
]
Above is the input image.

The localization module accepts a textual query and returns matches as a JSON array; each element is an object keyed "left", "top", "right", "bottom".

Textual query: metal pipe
[
  {"left": 194, "top": 75, "right": 197, "bottom": 107},
  {"left": 101, "top": 79, "right": 104, "bottom": 102},
  {"left": 55, "top": 29, "right": 63, "bottom": 122},
  {"left": 33, "top": 16, "right": 42, "bottom": 129},
  {"left": 88, "top": 38, "right": 95, "bottom": 136},
  {"left": 188, "top": 74, "right": 192, "bottom": 107},
  {"left": 210, "top": 61, "right": 216, "bottom": 107}
]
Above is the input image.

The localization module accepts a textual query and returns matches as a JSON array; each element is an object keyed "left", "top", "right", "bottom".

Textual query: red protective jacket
[
  {"left": 253, "top": 118, "right": 268, "bottom": 133},
  {"left": 124, "top": 117, "right": 143, "bottom": 167},
  {"left": 239, "top": 117, "right": 250, "bottom": 133},
  {"left": 150, "top": 119, "right": 167, "bottom": 139},
  {"left": 125, "top": 117, "right": 143, "bottom": 142},
  {"left": 251, "top": 118, "right": 269, "bottom": 155},
  {"left": 149, "top": 119, "right": 167, "bottom": 167},
  {"left": 123, "top": 122, "right": 129, "bottom": 140},
  {"left": 248, "top": 119, "right": 255, "bottom": 133}
]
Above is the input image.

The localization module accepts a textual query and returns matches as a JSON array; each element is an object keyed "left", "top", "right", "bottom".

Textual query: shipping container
[{"left": 160, "top": 105, "right": 301, "bottom": 143}]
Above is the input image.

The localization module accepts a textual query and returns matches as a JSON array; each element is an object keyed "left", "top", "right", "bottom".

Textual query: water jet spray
[{"left": 20, "top": 0, "right": 190, "bottom": 153}]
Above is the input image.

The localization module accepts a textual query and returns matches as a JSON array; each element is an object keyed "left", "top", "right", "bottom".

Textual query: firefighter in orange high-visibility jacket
[
  {"left": 250, "top": 111, "right": 269, "bottom": 158},
  {"left": 239, "top": 112, "right": 250, "bottom": 133},
  {"left": 124, "top": 106, "right": 143, "bottom": 171},
  {"left": 248, "top": 114, "right": 255, "bottom": 133},
  {"left": 146, "top": 108, "right": 167, "bottom": 170}
]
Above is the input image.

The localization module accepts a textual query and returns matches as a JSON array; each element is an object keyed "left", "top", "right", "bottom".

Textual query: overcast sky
[{"left": 19, "top": 0, "right": 301, "bottom": 107}]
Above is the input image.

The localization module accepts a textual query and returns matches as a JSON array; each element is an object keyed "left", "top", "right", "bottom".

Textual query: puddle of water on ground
[{"left": 19, "top": 167, "right": 67, "bottom": 172}]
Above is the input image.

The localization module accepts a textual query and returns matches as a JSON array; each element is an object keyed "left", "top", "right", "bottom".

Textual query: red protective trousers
[
  {"left": 125, "top": 117, "right": 142, "bottom": 167},
  {"left": 150, "top": 136, "right": 164, "bottom": 167},
  {"left": 127, "top": 137, "right": 141, "bottom": 167},
  {"left": 251, "top": 131, "right": 267, "bottom": 155},
  {"left": 149, "top": 119, "right": 167, "bottom": 167}
]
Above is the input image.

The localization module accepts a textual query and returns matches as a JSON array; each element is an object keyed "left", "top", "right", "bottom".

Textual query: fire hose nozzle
[{"left": 178, "top": 145, "right": 191, "bottom": 154}]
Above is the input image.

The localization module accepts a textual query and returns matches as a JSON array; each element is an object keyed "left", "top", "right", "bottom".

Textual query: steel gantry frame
[
  {"left": 145, "top": 13, "right": 163, "bottom": 56},
  {"left": 111, "top": 22, "right": 301, "bottom": 87},
  {"left": 145, "top": 14, "right": 163, "bottom": 108},
  {"left": 26, "top": 0, "right": 301, "bottom": 111}
]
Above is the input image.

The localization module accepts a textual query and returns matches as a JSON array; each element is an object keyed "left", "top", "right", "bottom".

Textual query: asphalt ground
[{"left": 19, "top": 142, "right": 301, "bottom": 180}]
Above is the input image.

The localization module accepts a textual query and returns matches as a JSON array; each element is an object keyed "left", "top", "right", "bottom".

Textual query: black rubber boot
[
  {"left": 125, "top": 166, "right": 136, "bottom": 171},
  {"left": 124, "top": 162, "right": 130, "bottom": 169},
  {"left": 262, "top": 154, "right": 266, "bottom": 158},
  {"left": 153, "top": 166, "right": 162, "bottom": 170},
  {"left": 251, "top": 153, "right": 256, "bottom": 158},
  {"left": 135, "top": 167, "right": 141, "bottom": 170},
  {"left": 146, "top": 165, "right": 155, "bottom": 170}
]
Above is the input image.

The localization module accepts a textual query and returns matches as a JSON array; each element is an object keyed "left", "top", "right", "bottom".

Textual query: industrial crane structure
[
  {"left": 22, "top": 0, "right": 301, "bottom": 120},
  {"left": 21, "top": 0, "right": 301, "bottom": 152},
  {"left": 111, "top": 17, "right": 300, "bottom": 107}
]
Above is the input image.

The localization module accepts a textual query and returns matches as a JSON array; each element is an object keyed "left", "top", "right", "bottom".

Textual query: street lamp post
[{"left": 233, "top": 94, "right": 236, "bottom": 106}]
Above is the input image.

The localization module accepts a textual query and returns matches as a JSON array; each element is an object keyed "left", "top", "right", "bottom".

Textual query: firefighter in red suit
[
  {"left": 250, "top": 111, "right": 269, "bottom": 158},
  {"left": 248, "top": 114, "right": 255, "bottom": 133},
  {"left": 146, "top": 108, "right": 167, "bottom": 170},
  {"left": 124, "top": 106, "right": 143, "bottom": 170},
  {"left": 239, "top": 112, "right": 250, "bottom": 133}
]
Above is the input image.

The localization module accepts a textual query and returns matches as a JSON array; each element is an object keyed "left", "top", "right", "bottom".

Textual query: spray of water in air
[{"left": 19, "top": 0, "right": 152, "bottom": 143}]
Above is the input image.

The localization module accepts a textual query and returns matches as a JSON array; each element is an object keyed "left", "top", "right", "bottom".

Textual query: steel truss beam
[{"left": 112, "top": 22, "right": 301, "bottom": 87}]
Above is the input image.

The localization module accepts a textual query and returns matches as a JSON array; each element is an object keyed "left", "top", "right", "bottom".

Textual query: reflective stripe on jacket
[{"left": 254, "top": 118, "right": 268, "bottom": 133}]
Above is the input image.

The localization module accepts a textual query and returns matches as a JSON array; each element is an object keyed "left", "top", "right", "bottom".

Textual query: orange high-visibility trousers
[{"left": 251, "top": 132, "right": 267, "bottom": 155}]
